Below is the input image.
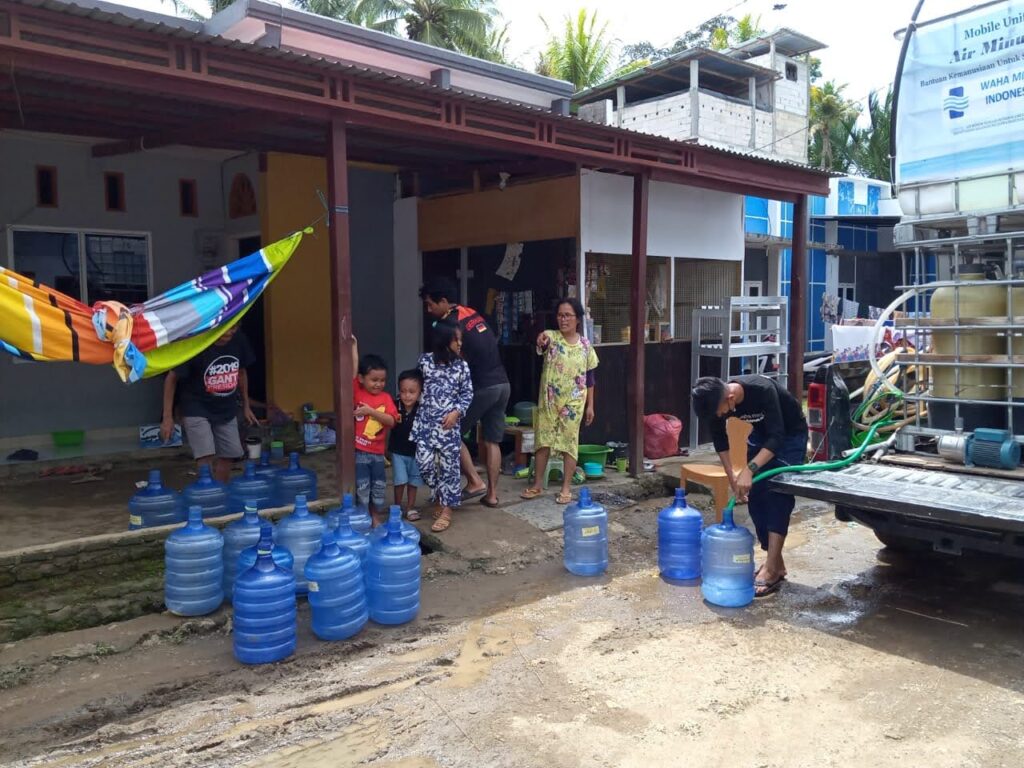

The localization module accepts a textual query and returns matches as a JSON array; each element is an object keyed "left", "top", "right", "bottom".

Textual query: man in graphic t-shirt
[{"left": 160, "top": 325, "right": 258, "bottom": 483}]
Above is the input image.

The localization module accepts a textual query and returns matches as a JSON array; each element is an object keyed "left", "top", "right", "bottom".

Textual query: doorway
[{"left": 235, "top": 236, "right": 267, "bottom": 405}]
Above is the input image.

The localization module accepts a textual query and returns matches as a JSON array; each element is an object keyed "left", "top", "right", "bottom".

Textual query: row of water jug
[
  {"left": 563, "top": 487, "right": 755, "bottom": 608},
  {"left": 163, "top": 498, "right": 421, "bottom": 665},
  {"left": 128, "top": 453, "right": 317, "bottom": 529}
]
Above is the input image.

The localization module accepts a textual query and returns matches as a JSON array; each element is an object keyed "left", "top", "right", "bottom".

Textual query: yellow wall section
[
  {"left": 261, "top": 153, "right": 334, "bottom": 417},
  {"left": 418, "top": 175, "right": 579, "bottom": 251}
]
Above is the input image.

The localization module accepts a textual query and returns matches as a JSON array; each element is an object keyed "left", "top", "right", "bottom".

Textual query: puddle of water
[
  {"left": 247, "top": 719, "right": 386, "bottom": 768},
  {"left": 308, "top": 678, "right": 420, "bottom": 715},
  {"left": 445, "top": 618, "right": 535, "bottom": 689}
]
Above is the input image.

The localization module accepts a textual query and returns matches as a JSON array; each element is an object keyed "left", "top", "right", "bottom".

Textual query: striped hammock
[{"left": 0, "top": 228, "right": 308, "bottom": 382}]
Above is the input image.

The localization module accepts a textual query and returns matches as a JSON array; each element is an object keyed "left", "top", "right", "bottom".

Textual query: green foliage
[
  {"left": 537, "top": 9, "right": 615, "bottom": 91},
  {"left": 808, "top": 81, "right": 861, "bottom": 171},
  {"left": 851, "top": 87, "right": 893, "bottom": 181}
]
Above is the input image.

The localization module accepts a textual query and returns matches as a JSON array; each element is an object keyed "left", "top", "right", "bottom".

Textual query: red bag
[{"left": 643, "top": 413, "right": 683, "bottom": 459}]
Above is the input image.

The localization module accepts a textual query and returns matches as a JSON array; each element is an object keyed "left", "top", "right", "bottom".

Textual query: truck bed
[{"left": 770, "top": 463, "right": 1024, "bottom": 532}]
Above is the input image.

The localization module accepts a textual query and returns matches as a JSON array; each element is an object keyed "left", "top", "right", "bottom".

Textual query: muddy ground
[{"left": 2, "top": 493, "right": 1023, "bottom": 768}]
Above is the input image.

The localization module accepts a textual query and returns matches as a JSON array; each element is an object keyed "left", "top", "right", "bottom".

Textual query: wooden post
[
  {"left": 787, "top": 194, "right": 808, "bottom": 398},
  {"left": 327, "top": 117, "right": 356, "bottom": 493},
  {"left": 628, "top": 173, "right": 650, "bottom": 476}
]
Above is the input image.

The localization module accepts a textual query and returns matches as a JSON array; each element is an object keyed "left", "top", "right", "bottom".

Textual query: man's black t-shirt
[
  {"left": 174, "top": 333, "right": 254, "bottom": 424},
  {"left": 389, "top": 399, "right": 418, "bottom": 457},
  {"left": 710, "top": 375, "right": 807, "bottom": 456},
  {"left": 447, "top": 305, "right": 508, "bottom": 390}
]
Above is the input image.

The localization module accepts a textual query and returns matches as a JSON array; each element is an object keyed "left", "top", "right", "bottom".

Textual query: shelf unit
[{"left": 689, "top": 296, "right": 789, "bottom": 449}]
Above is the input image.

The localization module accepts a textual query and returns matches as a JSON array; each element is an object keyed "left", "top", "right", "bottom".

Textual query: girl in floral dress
[
  {"left": 412, "top": 320, "right": 474, "bottom": 532},
  {"left": 521, "top": 298, "right": 599, "bottom": 504}
]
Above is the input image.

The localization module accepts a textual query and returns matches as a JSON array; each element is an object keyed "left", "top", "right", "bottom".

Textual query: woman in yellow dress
[{"left": 521, "top": 298, "right": 599, "bottom": 504}]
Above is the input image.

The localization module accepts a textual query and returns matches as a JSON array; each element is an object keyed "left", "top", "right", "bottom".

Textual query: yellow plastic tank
[{"left": 930, "top": 264, "right": 1007, "bottom": 430}]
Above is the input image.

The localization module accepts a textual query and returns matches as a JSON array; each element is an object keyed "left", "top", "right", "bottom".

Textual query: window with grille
[
  {"left": 584, "top": 254, "right": 670, "bottom": 344},
  {"left": 673, "top": 258, "right": 741, "bottom": 341}
]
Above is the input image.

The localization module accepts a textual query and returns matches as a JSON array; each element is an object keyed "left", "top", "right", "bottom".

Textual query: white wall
[
  {"left": 579, "top": 170, "right": 744, "bottom": 260},
  {"left": 0, "top": 132, "right": 230, "bottom": 439}
]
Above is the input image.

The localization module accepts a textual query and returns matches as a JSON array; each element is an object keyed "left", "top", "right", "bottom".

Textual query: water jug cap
[
  {"left": 289, "top": 451, "right": 299, "bottom": 467},
  {"left": 294, "top": 494, "right": 308, "bottom": 514},
  {"left": 256, "top": 522, "right": 274, "bottom": 554},
  {"left": 259, "top": 521, "right": 273, "bottom": 539},
  {"left": 579, "top": 487, "right": 591, "bottom": 505},
  {"left": 721, "top": 505, "right": 735, "bottom": 529},
  {"left": 198, "top": 464, "right": 211, "bottom": 479},
  {"left": 187, "top": 505, "right": 204, "bottom": 527},
  {"left": 343, "top": 492, "right": 354, "bottom": 510},
  {"left": 147, "top": 468, "right": 161, "bottom": 485},
  {"left": 675, "top": 487, "right": 686, "bottom": 504},
  {"left": 244, "top": 461, "right": 256, "bottom": 477},
  {"left": 389, "top": 505, "right": 402, "bottom": 523},
  {"left": 321, "top": 530, "right": 336, "bottom": 549},
  {"left": 259, "top": 452, "right": 270, "bottom": 466},
  {"left": 243, "top": 504, "right": 259, "bottom": 521}
]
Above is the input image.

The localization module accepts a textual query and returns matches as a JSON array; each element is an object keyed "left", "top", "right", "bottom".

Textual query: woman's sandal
[
  {"left": 431, "top": 510, "right": 452, "bottom": 532},
  {"left": 520, "top": 488, "right": 543, "bottom": 500},
  {"left": 556, "top": 492, "right": 573, "bottom": 504},
  {"left": 406, "top": 509, "right": 421, "bottom": 522}
]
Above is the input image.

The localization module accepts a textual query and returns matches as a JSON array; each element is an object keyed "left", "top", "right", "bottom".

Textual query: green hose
[{"left": 722, "top": 421, "right": 883, "bottom": 517}]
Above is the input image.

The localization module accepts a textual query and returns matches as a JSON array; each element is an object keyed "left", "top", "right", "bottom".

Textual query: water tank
[
  {"left": 275, "top": 495, "right": 325, "bottom": 594},
  {"left": 700, "top": 506, "right": 755, "bottom": 608},
  {"left": 930, "top": 264, "right": 1007, "bottom": 430},
  {"left": 129, "top": 469, "right": 185, "bottom": 530},
  {"left": 658, "top": 488, "right": 702, "bottom": 580},
  {"left": 563, "top": 488, "right": 608, "bottom": 577},
  {"left": 222, "top": 505, "right": 263, "bottom": 598},
  {"left": 227, "top": 462, "right": 275, "bottom": 514},
  {"left": 370, "top": 506, "right": 421, "bottom": 546},
  {"left": 182, "top": 464, "right": 229, "bottom": 520},
  {"left": 365, "top": 510, "right": 421, "bottom": 625},
  {"left": 1011, "top": 268, "right": 1024, "bottom": 434},
  {"left": 305, "top": 531, "right": 368, "bottom": 641},
  {"left": 238, "top": 521, "right": 293, "bottom": 573},
  {"left": 232, "top": 524, "right": 296, "bottom": 665},
  {"left": 273, "top": 452, "right": 318, "bottom": 507},
  {"left": 164, "top": 506, "right": 224, "bottom": 616}
]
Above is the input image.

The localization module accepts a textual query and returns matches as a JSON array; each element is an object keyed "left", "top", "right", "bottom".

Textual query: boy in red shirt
[{"left": 351, "top": 336, "right": 398, "bottom": 524}]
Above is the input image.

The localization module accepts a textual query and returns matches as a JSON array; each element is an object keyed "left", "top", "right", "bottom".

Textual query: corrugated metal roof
[
  {"left": 729, "top": 28, "right": 828, "bottom": 59},
  {"left": 575, "top": 47, "right": 778, "bottom": 105},
  {"left": 6, "top": 0, "right": 832, "bottom": 178}
]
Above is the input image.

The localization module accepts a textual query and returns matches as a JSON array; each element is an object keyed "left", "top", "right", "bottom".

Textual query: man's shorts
[
  {"left": 356, "top": 450, "right": 387, "bottom": 508},
  {"left": 462, "top": 382, "right": 511, "bottom": 444},
  {"left": 391, "top": 453, "right": 423, "bottom": 487},
  {"left": 182, "top": 416, "right": 243, "bottom": 460}
]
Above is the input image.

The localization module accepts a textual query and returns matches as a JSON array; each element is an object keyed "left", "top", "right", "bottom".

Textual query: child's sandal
[{"left": 406, "top": 509, "right": 421, "bottom": 522}]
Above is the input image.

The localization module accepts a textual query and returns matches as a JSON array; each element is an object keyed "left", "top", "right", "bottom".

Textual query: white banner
[{"left": 896, "top": 1, "right": 1024, "bottom": 186}]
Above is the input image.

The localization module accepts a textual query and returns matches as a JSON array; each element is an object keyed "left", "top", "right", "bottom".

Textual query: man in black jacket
[{"left": 691, "top": 375, "right": 808, "bottom": 597}]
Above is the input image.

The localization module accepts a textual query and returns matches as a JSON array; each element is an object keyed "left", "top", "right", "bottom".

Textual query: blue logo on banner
[{"left": 943, "top": 86, "right": 968, "bottom": 119}]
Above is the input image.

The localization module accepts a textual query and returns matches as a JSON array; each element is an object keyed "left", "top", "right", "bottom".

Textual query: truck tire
[{"left": 873, "top": 531, "right": 932, "bottom": 554}]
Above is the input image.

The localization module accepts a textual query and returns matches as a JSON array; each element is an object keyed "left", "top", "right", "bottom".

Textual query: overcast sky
[{"left": 129, "top": 0, "right": 975, "bottom": 113}]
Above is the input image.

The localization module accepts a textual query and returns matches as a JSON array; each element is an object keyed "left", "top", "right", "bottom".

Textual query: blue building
[{"left": 744, "top": 175, "right": 903, "bottom": 354}]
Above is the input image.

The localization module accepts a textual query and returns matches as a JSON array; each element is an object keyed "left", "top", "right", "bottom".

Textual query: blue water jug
[
  {"left": 129, "top": 469, "right": 186, "bottom": 530},
  {"left": 274, "top": 452, "right": 318, "bottom": 506},
  {"left": 222, "top": 505, "right": 263, "bottom": 597},
  {"left": 227, "top": 461, "right": 274, "bottom": 514},
  {"left": 370, "top": 506, "right": 421, "bottom": 546},
  {"left": 233, "top": 525, "right": 296, "bottom": 664},
  {"left": 349, "top": 499, "right": 373, "bottom": 535},
  {"left": 254, "top": 452, "right": 281, "bottom": 481},
  {"left": 658, "top": 488, "right": 702, "bottom": 580},
  {"left": 328, "top": 500, "right": 370, "bottom": 565},
  {"left": 164, "top": 506, "right": 224, "bottom": 616},
  {"left": 563, "top": 488, "right": 608, "bottom": 576},
  {"left": 238, "top": 521, "right": 293, "bottom": 573},
  {"left": 305, "top": 531, "right": 369, "bottom": 641},
  {"left": 275, "top": 494, "right": 325, "bottom": 594},
  {"left": 701, "top": 505, "right": 755, "bottom": 608},
  {"left": 365, "top": 508, "right": 421, "bottom": 625},
  {"left": 182, "top": 464, "right": 229, "bottom": 520}
]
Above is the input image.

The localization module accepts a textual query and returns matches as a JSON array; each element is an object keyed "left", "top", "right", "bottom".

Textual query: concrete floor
[{"left": 2, "top": 489, "right": 1022, "bottom": 768}]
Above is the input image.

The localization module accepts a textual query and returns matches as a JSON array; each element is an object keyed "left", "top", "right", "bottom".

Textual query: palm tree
[
  {"left": 711, "top": 13, "right": 764, "bottom": 50},
  {"left": 537, "top": 9, "right": 615, "bottom": 91},
  {"left": 480, "top": 21, "right": 513, "bottom": 65},
  {"left": 401, "top": 0, "right": 497, "bottom": 59},
  {"left": 294, "top": 0, "right": 402, "bottom": 33},
  {"left": 852, "top": 87, "right": 893, "bottom": 181},
  {"left": 809, "top": 81, "right": 861, "bottom": 171}
]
